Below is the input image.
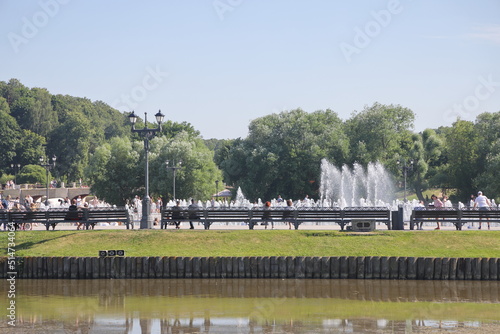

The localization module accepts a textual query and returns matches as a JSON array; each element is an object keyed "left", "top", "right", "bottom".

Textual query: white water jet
[{"left": 319, "top": 159, "right": 395, "bottom": 208}]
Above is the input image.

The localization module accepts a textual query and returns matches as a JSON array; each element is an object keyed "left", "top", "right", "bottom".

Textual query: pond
[{"left": 1, "top": 279, "right": 500, "bottom": 333}]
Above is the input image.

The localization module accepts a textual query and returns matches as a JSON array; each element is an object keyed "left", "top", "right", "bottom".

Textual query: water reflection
[{"left": 1, "top": 279, "right": 499, "bottom": 333}]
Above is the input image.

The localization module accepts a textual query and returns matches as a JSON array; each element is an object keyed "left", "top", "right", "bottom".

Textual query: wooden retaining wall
[{"left": 1, "top": 256, "right": 499, "bottom": 280}]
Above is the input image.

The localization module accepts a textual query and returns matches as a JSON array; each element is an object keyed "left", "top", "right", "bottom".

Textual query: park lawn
[{"left": 4, "top": 230, "right": 500, "bottom": 258}]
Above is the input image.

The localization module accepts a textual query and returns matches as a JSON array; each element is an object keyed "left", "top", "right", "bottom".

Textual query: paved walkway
[{"left": 24, "top": 221, "right": 500, "bottom": 231}]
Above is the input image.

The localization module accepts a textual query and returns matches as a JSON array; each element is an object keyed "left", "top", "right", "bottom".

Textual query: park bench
[
  {"left": 45, "top": 208, "right": 83, "bottom": 230},
  {"left": 5, "top": 210, "right": 49, "bottom": 230},
  {"left": 160, "top": 207, "right": 207, "bottom": 229},
  {"left": 410, "top": 208, "right": 460, "bottom": 230},
  {"left": 341, "top": 207, "right": 392, "bottom": 230},
  {"left": 249, "top": 208, "right": 298, "bottom": 229},
  {"left": 458, "top": 207, "right": 500, "bottom": 229},
  {"left": 294, "top": 208, "right": 343, "bottom": 230},
  {"left": 85, "top": 208, "right": 132, "bottom": 229},
  {"left": 160, "top": 207, "right": 393, "bottom": 230},
  {"left": 5, "top": 207, "right": 132, "bottom": 231},
  {"left": 0, "top": 210, "right": 7, "bottom": 229},
  {"left": 408, "top": 208, "right": 500, "bottom": 230}
]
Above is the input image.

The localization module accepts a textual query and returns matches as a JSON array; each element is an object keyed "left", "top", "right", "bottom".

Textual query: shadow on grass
[
  {"left": 302, "top": 231, "right": 386, "bottom": 237},
  {"left": 9, "top": 232, "right": 79, "bottom": 254}
]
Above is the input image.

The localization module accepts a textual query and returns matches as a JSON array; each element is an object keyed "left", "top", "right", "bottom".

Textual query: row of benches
[
  {"left": 410, "top": 208, "right": 500, "bottom": 230},
  {"left": 5, "top": 206, "right": 496, "bottom": 231},
  {"left": 0, "top": 208, "right": 131, "bottom": 230},
  {"left": 160, "top": 207, "right": 392, "bottom": 230}
]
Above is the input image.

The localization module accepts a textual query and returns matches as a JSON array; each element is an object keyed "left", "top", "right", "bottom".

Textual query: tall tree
[
  {"left": 49, "top": 111, "right": 92, "bottom": 182},
  {"left": 408, "top": 129, "right": 444, "bottom": 201},
  {"left": 346, "top": 102, "right": 415, "bottom": 163},
  {"left": 218, "top": 109, "right": 349, "bottom": 201},
  {"left": 442, "top": 120, "right": 479, "bottom": 200},
  {"left": 0, "top": 97, "right": 22, "bottom": 172},
  {"left": 473, "top": 111, "right": 500, "bottom": 202},
  {"left": 10, "top": 87, "right": 58, "bottom": 137},
  {"left": 85, "top": 137, "right": 140, "bottom": 205},
  {"left": 86, "top": 132, "right": 223, "bottom": 206}
]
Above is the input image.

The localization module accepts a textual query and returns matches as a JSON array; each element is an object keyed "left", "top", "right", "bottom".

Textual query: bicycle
[{"left": 21, "top": 222, "right": 32, "bottom": 230}]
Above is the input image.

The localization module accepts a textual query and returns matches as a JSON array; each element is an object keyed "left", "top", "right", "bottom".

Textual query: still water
[{"left": 1, "top": 279, "right": 500, "bottom": 333}]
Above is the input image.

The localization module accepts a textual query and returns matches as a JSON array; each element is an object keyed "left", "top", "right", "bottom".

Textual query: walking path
[{"left": 27, "top": 221, "right": 500, "bottom": 231}]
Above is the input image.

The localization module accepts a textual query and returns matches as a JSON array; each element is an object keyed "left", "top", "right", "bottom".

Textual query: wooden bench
[
  {"left": 160, "top": 207, "right": 207, "bottom": 229},
  {"left": 45, "top": 208, "right": 83, "bottom": 230},
  {"left": 409, "top": 208, "right": 500, "bottom": 230},
  {"left": 342, "top": 207, "right": 392, "bottom": 229},
  {"left": 85, "top": 208, "right": 132, "bottom": 229},
  {"left": 410, "top": 208, "right": 460, "bottom": 230},
  {"left": 160, "top": 207, "right": 392, "bottom": 230},
  {"left": 4, "top": 207, "right": 131, "bottom": 231},
  {"left": 249, "top": 208, "right": 298, "bottom": 229},
  {"left": 0, "top": 210, "right": 8, "bottom": 229},
  {"left": 294, "top": 208, "right": 343, "bottom": 230},
  {"left": 6, "top": 210, "right": 49, "bottom": 230},
  {"left": 458, "top": 208, "right": 500, "bottom": 229}
]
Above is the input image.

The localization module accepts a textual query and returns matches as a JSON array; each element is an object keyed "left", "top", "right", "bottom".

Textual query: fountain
[{"left": 319, "top": 159, "right": 395, "bottom": 208}]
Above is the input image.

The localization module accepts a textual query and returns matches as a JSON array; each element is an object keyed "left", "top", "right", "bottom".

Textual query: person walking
[
  {"left": 283, "top": 199, "right": 295, "bottom": 229},
  {"left": 431, "top": 194, "right": 443, "bottom": 230},
  {"left": 474, "top": 191, "right": 492, "bottom": 230},
  {"left": 262, "top": 201, "right": 272, "bottom": 229},
  {"left": 188, "top": 199, "right": 199, "bottom": 229}
]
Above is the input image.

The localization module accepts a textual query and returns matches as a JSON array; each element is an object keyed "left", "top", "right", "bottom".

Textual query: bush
[{"left": 16, "top": 165, "right": 51, "bottom": 185}]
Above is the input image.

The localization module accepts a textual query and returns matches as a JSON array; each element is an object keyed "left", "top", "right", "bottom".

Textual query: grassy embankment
[{"left": 3, "top": 230, "right": 500, "bottom": 258}]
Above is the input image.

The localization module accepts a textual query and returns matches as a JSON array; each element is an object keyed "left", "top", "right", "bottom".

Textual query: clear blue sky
[{"left": 1, "top": 0, "right": 499, "bottom": 139}]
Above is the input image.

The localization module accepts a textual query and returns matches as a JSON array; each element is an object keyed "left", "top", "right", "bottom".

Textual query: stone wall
[{"left": 1, "top": 256, "right": 499, "bottom": 280}]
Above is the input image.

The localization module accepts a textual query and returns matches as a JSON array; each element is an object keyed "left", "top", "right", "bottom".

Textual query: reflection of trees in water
[
  {"left": 17, "top": 278, "right": 500, "bottom": 303},
  {"left": 8, "top": 317, "right": 498, "bottom": 333},
  {"left": 159, "top": 317, "right": 202, "bottom": 334},
  {"left": 9, "top": 278, "right": 500, "bottom": 333}
]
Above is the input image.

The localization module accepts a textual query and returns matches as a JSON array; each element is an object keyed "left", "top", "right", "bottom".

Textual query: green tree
[
  {"left": 408, "top": 129, "right": 444, "bottom": 201},
  {"left": 150, "top": 132, "right": 223, "bottom": 201},
  {"left": 218, "top": 109, "right": 349, "bottom": 201},
  {"left": 86, "top": 132, "right": 223, "bottom": 206},
  {"left": 48, "top": 111, "right": 92, "bottom": 182},
  {"left": 346, "top": 102, "right": 415, "bottom": 163},
  {"left": 16, "top": 164, "right": 50, "bottom": 185},
  {"left": 85, "top": 137, "right": 140, "bottom": 205},
  {"left": 10, "top": 87, "right": 58, "bottom": 137},
  {"left": 442, "top": 120, "right": 479, "bottom": 200},
  {"left": 15, "top": 129, "right": 46, "bottom": 167},
  {"left": 473, "top": 111, "right": 500, "bottom": 202},
  {"left": 0, "top": 97, "right": 22, "bottom": 173}
]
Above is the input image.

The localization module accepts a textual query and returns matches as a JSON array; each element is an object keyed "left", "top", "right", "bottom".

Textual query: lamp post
[
  {"left": 10, "top": 163, "right": 21, "bottom": 185},
  {"left": 165, "top": 160, "right": 182, "bottom": 201},
  {"left": 39, "top": 156, "right": 56, "bottom": 207},
  {"left": 215, "top": 180, "right": 219, "bottom": 201},
  {"left": 397, "top": 159, "right": 413, "bottom": 202},
  {"left": 128, "top": 110, "right": 165, "bottom": 229}
]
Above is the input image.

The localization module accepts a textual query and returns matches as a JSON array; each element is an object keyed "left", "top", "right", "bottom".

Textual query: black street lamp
[
  {"left": 165, "top": 160, "right": 182, "bottom": 201},
  {"left": 215, "top": 180, "right": 219, "bottom": 200},
  {"left": 10, "top": 163, "right": 21, "bottom": 185},
  {"left": 39, "top": 156, "right": 56, "bottom": 206},
  {"left": 397, "top": 159, "right": 414, "bottom": 202},
  {"left": 129, "top": 110, "right": 165, "bottom": 229}
]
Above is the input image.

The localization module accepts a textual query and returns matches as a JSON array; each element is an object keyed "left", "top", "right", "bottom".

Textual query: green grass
[{"left": 4, "top": 229, "right": 500, "bottom": 258}]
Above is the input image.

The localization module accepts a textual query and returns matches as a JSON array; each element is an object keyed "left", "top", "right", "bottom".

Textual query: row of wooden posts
[{"left": 2, "top": 256, "right": 500, "bottom": 280}]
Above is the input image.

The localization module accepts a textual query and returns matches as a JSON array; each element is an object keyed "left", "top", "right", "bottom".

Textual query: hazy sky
[{"left": 1, "top": 0, "right": 499, "bottom": 139}]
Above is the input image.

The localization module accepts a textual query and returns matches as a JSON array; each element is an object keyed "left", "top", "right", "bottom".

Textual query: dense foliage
[{"left": 1, "top": 79, "right": 499, "bottom": 205}]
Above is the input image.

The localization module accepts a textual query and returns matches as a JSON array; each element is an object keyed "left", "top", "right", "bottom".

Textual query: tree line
[{"left": 1, "top": 79, "right": 499, "bottom": 205}]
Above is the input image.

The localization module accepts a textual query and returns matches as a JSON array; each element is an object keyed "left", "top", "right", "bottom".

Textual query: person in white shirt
[
  {"left": 474, "top": 191, "right": 492, "bottom": 230},
  {"left": 443, "top": 196, "right": 453, "bottom": 208}
]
